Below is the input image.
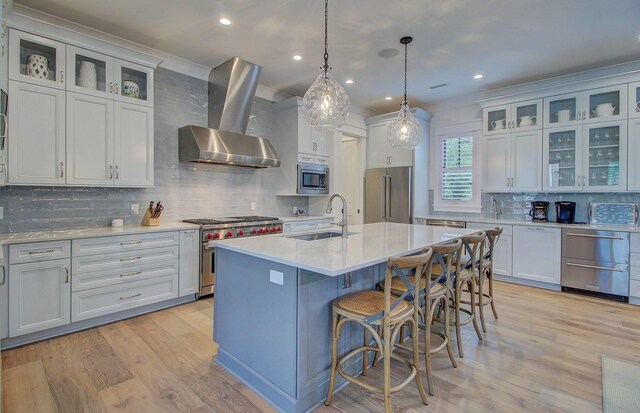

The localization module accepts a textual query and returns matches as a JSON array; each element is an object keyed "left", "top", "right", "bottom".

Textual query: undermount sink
[{"left": 286, "top": 231, "right": 356, "bottom": 241}]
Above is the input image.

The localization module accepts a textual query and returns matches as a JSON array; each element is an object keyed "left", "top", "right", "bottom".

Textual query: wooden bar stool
[
  {"left": 384, "top": 239, "right": 461, "bottom": 396},
  {"left": 476, "top": 227, "right": 503, "bottom": 332},
  {"left": 325, "top": 251, "right": 434, "bottom": 412},
  {"left": 445, "top": 232, "right": 485, "bottom": 358}
]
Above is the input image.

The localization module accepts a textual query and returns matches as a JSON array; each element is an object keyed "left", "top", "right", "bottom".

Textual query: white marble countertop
[
  {"left": 419, "top": 215, "right": 640, "bottom": 233},
  {"left": 214, "top": 222, "right": 475, "bottom": 277},
  {"left": 279, "top": 215, "right": 333, "bottom": 223},
  {"left": 0, "top": 222, "right": 200, "bottom": 246}
]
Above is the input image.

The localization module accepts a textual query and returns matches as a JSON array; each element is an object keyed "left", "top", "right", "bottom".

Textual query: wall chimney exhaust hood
[{"left": 179, "top": 57, "right": 280, "bottom": 168}]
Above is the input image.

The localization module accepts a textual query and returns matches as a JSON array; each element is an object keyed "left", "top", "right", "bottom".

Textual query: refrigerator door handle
[
  {"left": 386, "top": 176, "right": 392, "bottom": 220},
  {"left": 381, "top": 175, "right": 387, "bottom": 220}
]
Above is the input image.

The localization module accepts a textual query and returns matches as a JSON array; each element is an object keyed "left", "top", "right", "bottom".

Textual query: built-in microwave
[{"left": 297, "top": 163, "right": 329, "bottom": 195}]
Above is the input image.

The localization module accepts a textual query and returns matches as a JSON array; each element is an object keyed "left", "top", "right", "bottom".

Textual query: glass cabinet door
[
  {"left": 543, "top": 92, "right": 581, "bottom": 128},
  {"left": 628, "top": 82, "right": 640, "bottom": 119},
  {"left": 66, "top": 46, "right": 113, "bottom": 99},
  {"left": 483, "top": 104, "right": 510, "bottom": 135},
  {"left": 583, "top": 121, "right": 627, "bottom": 191},
  {"left": 513, "top": 99, "right": 542, "bottom": 131},
  {"left": 113, "top": 59, "right": 153, "bottom": 107},
  {"left": 582, "top": 85, "right": 627, "bottom": 124},
  {"left": 543, "top": 127, "right": 581, "bottom": 191},
  {"left": 9, "top": 30, "right": 65, "bottom": 89}
]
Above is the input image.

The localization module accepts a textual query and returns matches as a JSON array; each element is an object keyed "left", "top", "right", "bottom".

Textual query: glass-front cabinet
[
  {"left": 483, "top": 99, "right": 542, "bottom": 135},
  {"left": 629, "top": 82, "right": 640, "bottom": 119},
  {"left": 114, "top": 60, "right": 153, "bottom": 107},
  {"left": 66, "top": 46, "right": 113, "bottom": 99},
  {"left": 544, "top": 85, "right": 627, "bottom": 128},
  {"left": 543, "top": 121, "right": 627, "bottom": 192},
  {"left": 9, "top": 30, "right": 65, "bottom": 89}
]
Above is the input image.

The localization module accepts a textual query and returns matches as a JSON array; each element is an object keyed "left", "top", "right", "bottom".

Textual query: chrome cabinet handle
[
  {"left": 60, "top": 70, "right": 64, "bottom": 83},
  {"left": 119, "top": 292, "right": 142, "bottom": 300},
  {"left": 381, "top": 174, "right": 387, "bottom": 219},
  {"left": 115, "top": 165, "right": 119, "bottom": 179},
  {"left": 60, "top": 162, "right": 64, "bottom": 178},
  {"left": 0, "top": 20, "right": 6, "bottom": 38},
  {"left": 582, "top": 175, "right": 586, "bottom": 187},
  {"left": 109, "top": 82, "right": 113, "bottom": 93},
  {"left": 115, "top": 83, "right": 119, "bottom": 94},
  {"left": 65, "top": 267, "right": 69, "bottom": 283},
  {"left": 109, "top": 165, "right": 113, "bottom": 179},
  {"left": 120, "top": 240, "right": 142, "bottom": 245},
  {"left": 566, "top": 233, "right": 625, "bottom": 240},
  {"left": 120, "top": 255, "right": 142, "bottom": 262},
  {"left": 0, "top": 266, "right": 5, "bottom": 286},
  {"left": 1, "top": 113, "right": 7, "bottom": 139},
  {"left": 120, "top": 271, "right": 142, "bottom": 277},
  {"left": 28, "top": 249, "right": 55, "bottom": 255},
  {"left": 566, "top": 262, "right": 623, "bottom": 273},
  {"left": 386, "top": 176, "right": 392, "bottom": 219}
]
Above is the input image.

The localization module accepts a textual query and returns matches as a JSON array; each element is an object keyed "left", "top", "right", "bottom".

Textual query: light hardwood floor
[{"left": 3, "top": 281, "right": 640, "bottom": 412}]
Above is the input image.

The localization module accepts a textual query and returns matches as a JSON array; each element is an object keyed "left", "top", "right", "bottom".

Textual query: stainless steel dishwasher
[
  {"left": 425, "top": 219, "right": 466, "bottom": 228},
  {"left": 561, "top": 228, "right": 629, "bottom": 301}
]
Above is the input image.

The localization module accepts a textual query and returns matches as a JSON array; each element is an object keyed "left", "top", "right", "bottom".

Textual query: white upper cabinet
[
  {"left": 544, "top": 85, "right": 627, "bottom": 128},
  {"left": 483, "top": 99, "right": 542, "bottom": 135},
  {"left": 483, "top": 131, "right": 542, "bottom": 192},
  {"left": 66, "top": 45, "right": 114, "bottom": 99},
  {"left": 543, "top": 121, "right": 626, "bottom": 192},
  {"left": 629, "top": 82, "right": 640, "bottom": 119},
  {"left": 113, "top": 102, "right": 154, "bottom": 187},
  {"left": 114, "top": 59, "right": 153, "bottom": 107},
  {"left": 367, "top": 118, "right": 414, "bottom": 168},
  {"left": 9, "top": 30, "right": 65, "bottom": 89},
  {"left": 8, "top": 81, "right": 65, "bottom": 185}
]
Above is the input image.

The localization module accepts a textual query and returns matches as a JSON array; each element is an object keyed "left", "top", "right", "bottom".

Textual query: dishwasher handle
[
  {"left": 565, "top": 262, "right": 624, "bottom": 273},
  {"left": 565, "top": 233, "right": 625, "bottom": 241}
]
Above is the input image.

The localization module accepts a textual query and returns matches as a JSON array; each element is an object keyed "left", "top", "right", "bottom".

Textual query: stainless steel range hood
[{"left": 179, "top": 57, "right": 280, "bottom": 168}]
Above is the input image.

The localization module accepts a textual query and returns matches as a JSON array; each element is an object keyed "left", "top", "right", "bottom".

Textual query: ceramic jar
[
  {"left": 121, "top": 80, "right": 140, "bottom": 98},
  {"left": 26, "top": 54, "right": 50, "bottom": 80},
  {"left": 78, "top": 61, "right": 97, "bottom": 90}
]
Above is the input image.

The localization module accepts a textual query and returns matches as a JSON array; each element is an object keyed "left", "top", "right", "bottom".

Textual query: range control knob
[
  {"left": 226, "top": 231, "right": 233, "bottom": 238},
  {"left": 206, "top": 233, "right": 213, "bottom": 240},
  {"left": 251, "top": 229, "right": 257, "bottom": 235},
  {"left": 214, "top": 233, "right": 221, "bottom": 239},
  {"left": 259, "top": 228, "right": 266, "bottom": 234},
  {"left": 238, "top": 230, "right": 244, "bottom": 236},
  {"left": 270, "top": 227, "right": 277, "bottom": 233},
  {"left": 276, "top": 227, "right": 282, "bottom": 232}
]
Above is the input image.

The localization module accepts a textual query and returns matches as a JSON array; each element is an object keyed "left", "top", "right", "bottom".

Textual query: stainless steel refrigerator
[{"left": 364, "top": 166, "right": 412, "bottom": 224}]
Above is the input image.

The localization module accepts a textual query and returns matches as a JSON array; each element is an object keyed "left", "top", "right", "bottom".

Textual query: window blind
[{"left": 441, "top": 136, "right": 473, "bottom": 200}]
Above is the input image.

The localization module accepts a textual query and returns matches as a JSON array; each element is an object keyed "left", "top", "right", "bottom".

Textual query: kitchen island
[{"left": 213, "top": 222, "right": 474, "bottom": 413}]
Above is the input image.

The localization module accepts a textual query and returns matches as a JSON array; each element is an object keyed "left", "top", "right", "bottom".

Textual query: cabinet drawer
[
  {"left": 314, "top": 156, "right": 329, "bottom": 166},
  {"left": 72, "top": 259, "right": 180, "bottom": 292},
  {"left": 631, "top": 233, "right": 640, "bottom": 253},
  {"left": 631, "top": 253, "right": 640, "bottom": 267},
  {"left": 297, "top": 153, "right": 314, "bottom": 163},
  {"left": 72, "top": 246, "right": 178, "bottom": 274},
  {"left": 630, "top": 280, "right": 640, "bottom": 298},
  {"left": 71, "top": 274, "right": 178, "bottom": 322},
  {"left": 72, "top": 232, "right": 179, "bottom": 256},
  {"left": 10, "top": 240, "right": 71, "bottom": 264},
  {"left": 466, "top": 222, "right": 513, "bottom": 236}
]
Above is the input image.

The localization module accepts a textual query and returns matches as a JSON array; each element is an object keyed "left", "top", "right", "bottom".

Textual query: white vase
[
  {"left": 78, "top": 61, "right": 97, "bottom": 90},
  {"left": 26, "top": 54, "right": 50, "bottom": 80}
]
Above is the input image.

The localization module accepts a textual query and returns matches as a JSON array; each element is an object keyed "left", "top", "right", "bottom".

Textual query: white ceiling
[{"left": 15, "top": 0, "right": 640, "bottom": 114}]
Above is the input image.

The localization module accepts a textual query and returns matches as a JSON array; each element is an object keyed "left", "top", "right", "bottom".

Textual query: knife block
[{"left": 141, "top": 209, "right": 160, "bottom": 226}]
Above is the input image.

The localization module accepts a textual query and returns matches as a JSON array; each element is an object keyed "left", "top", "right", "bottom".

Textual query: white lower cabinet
[
  {"left": 179, "top": 229, "right": 200, "bottom": 297},
  {"left": 9, "top": 258, "right": 71, "bottom": 337},
  {"left": 512, "top": 225, "right": 561, "bottom": 284},
  {"left": 466, "top": 222, "right": 513, "bottom": 277}
]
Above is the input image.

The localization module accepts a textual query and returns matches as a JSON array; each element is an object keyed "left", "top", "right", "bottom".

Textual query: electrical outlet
[
  {"left": 250, "top": 202, "right": 256, "bottom": 211},
  {"left": 130, "top": 204, "right": 139, "bottom": 215},
  {"left": 270, "top": 270, "right": 284, "bottom": 286}
]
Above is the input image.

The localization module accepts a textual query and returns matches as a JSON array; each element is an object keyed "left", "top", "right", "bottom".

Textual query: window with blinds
[{"left": 441, "top": 136, "right": 473, "bottom": 200}]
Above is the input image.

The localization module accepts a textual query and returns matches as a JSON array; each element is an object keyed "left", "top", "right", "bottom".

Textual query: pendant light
[
  {"left": 302, "top": 0, "right": 350, "bottom": 130},
  {"left": 387, "top": 36, "right": 422, "bottom": 149}
]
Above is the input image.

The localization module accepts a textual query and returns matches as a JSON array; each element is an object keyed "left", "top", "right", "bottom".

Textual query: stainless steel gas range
[{"left": 182, "top": 216, "right": 283, "bottom": 297}]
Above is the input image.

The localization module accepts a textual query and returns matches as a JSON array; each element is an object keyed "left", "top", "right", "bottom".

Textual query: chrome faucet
[
  {"left": 491, "top": 197, "right": 502, "bottom": 220},
  {"left": 326, "top": 193, "right": 349, "bottom": 238}
]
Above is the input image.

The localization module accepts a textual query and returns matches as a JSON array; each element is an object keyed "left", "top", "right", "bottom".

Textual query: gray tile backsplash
[
  {"left": 0, "top": 68, "right": 305, "bottom": 233},
  {"left": 427, "top": 190, "right": 640, "bottom": 223}
]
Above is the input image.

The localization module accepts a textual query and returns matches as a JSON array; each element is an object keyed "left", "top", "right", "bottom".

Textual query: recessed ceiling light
[
  {"left": 292, "top": 55, "right": 302, "bottom": 61},
  {"left": 474, "top": 74, "right": 484, "bottom": 79},
  {"left": 219, "top": 18, "right": 231, "bottom": 26},
  {"left": 385, "top": 97, "right": 392, "bottom": 100},
  {"left": 345, "top": 79, "right": 354, "bottom": 84},
  {"left": 378, "top": 48, "right": 399, "bottom": 59}
]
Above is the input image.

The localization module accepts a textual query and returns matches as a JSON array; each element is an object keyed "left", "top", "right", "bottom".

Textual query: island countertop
[{"left": 214, "top": 222, "right": 475, "bottom": 276}]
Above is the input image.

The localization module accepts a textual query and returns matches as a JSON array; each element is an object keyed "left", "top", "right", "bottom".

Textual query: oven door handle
[{"left": 203, "top": 245, "right": 215, "bottom": 251}]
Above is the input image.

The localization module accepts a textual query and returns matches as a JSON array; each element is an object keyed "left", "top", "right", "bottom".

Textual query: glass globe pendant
[
  {"left": 302, "top": 0, "right": 350, "bottom": 131},
  {"left": 387, "top": 36, "right": 422, "bottom": 149}
]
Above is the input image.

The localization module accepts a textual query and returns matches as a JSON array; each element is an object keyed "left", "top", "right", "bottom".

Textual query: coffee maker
[
  {"left": 555, "top": 201, "right": 576, "bottom": 224},
  {"left": 529, "top": 201, "right": 550, "bottom": 222}
]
